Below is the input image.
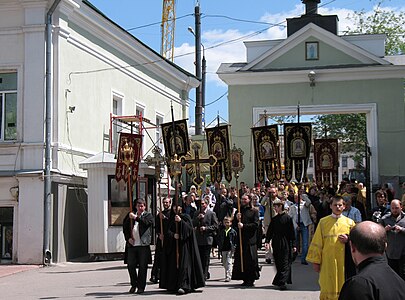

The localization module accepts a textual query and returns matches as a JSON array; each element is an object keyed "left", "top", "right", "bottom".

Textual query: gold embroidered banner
[
  {"left": 115, "top": 133, "right": 143, "bottom": 183},
  {"left": 314, "top": 139, "right": 339, "bottom": 188},
  {"left": 284, "top": 123, "right": 312, "bottom": 182},
  {"left": 206, "top": 125, "right": 232, "bottom": 183},
  {"left": 161, "top": 119, "right": 190, "bottom": 159},
  {"left": 252, "top": 125, "right": 281, "bottom": 183}
]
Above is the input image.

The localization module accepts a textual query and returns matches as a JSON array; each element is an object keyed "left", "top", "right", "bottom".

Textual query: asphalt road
[{"left": 0, "top": 252, "right": 320, "bottom": 300}]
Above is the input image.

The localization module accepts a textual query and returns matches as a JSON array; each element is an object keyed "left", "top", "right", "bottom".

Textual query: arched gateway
[{"left": 217, "top": 1, "right": 405, "bottom": 192}]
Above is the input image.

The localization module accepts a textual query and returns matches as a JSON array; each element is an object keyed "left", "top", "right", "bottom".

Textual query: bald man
[
  {"left": 379, "top": 199, "right": 405, "bottom": 280},
  {"left": 339, "top": 221, "right": 405, "bottom": 299}
]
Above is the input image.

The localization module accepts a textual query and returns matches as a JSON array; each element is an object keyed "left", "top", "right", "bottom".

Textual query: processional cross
[
  {"left": 145, "top": 146, "right": 165, "bottom": 183},
  {"left": 181, "top": 142, "right": 217, "bottom": 188},
  {"left": 145, "top": 146, "right": 166, "bottom": 246},
  {"left": 230, "top": 144, "right": 245, "bottom": 272}
]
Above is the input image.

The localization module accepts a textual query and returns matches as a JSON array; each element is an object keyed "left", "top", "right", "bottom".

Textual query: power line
[
  {"left": 125, "top": 14, "right": 193, "bottom": 31},
  {"left": 202, "top": 14, "right": 286, "bottom": 28},
  {"left": 68, "top": 0, "right": 340, "bottom": 79},
  {"left": 205, "top": 91, "right": 228, "bottom": 106}
]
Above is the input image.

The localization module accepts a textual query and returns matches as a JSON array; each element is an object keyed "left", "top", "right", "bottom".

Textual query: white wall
[{"left": 16, "top": 176, "right": 44, "bottom": 263}]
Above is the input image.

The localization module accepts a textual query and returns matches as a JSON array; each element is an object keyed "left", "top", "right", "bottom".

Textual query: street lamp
[{"left": 188, "top": 26, "right": 206, "bottom": 131}]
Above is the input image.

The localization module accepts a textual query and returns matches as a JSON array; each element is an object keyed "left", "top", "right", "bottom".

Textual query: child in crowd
[{"left": 217, "top": 216, "right": 237, "bottom": 282}]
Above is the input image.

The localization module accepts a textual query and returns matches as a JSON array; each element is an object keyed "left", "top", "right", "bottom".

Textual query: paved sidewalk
[
  {"left": 0, "top": 264, "right": 40, "bottom": 278},
  {"left": 0, "top": 254, "right": 320, "bottom": 300}
]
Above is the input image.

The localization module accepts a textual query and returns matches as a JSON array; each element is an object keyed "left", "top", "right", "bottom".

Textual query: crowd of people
[{"left": 122, "top": 179, "right": 405, "bottom": 299}]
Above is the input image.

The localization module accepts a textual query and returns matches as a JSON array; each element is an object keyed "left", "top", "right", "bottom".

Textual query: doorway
[{"left": 0, "top": 207, "right": 14, "bottom": 263}]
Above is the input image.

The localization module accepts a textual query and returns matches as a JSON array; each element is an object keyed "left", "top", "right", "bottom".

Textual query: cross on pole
[
  {"left": 145, "top": 147, "right": 165, "bottom": 182},
  {"left": 230, "top": 144, "right": 245, "bottom": 272},
  {"left": 180, "top": 142, "right": 217, "bottom": 188}
]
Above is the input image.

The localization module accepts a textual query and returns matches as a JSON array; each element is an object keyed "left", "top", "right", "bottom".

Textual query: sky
[{"left": 87, "top": 0, "right": 405, "bottom": 128}]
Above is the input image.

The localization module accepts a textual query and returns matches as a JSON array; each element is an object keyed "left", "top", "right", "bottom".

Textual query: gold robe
[{"left": 306, "top": 215, "right": 355, "bottom": 300}]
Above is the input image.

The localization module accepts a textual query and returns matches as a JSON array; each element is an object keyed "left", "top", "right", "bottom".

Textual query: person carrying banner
[
  {"left": 159, "top": 205, "right": 205, "bottom": 295},
  {"left": 150, "top": 197, "right": 172, "bottom": 284},
  {"left": 123, "top": 198, "right": 154, "bottom": 294}
]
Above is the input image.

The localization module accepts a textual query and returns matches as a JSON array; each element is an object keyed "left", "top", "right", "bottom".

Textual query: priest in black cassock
[
  {"left": 159, "top": 205, "right": 205, "bottom": 295},
  {"left": 265, "top": 198, "right": 296, "bottom": 290},
  {"left": 150, "top": 197, "right": 172, "bottom": 284},
  {"left": 232, "top": 193, "right": 261, "bottom": 286}
]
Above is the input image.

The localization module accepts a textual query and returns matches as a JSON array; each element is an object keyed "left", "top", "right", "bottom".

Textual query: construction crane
[{"left": 161, "top": 0, "right": 176, "bottom": 61}]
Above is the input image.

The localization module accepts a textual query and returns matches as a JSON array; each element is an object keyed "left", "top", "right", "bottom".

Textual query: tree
[
  {"left": 312, "top": 1, "right": 404, "bottom": 167},
  {"left": 344, "top": 0, "right": 405, "bottom": 55}
]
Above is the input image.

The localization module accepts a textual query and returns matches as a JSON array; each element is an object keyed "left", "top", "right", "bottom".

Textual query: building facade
[
  {"left": 217, "top": 4, "right": 405, "bottom": 192},
  {"left": 0, "top": 0, "right": 198, "bottom": 264}
]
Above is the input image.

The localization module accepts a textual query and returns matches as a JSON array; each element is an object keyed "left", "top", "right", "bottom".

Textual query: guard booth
[{"left": 79, "top": 115, "right": 167, "bottom": 259}]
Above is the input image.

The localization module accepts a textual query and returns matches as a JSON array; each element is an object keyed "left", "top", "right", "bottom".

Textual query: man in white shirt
[{"left": 123, "top": 199, "right": 154, "bottom": 294}]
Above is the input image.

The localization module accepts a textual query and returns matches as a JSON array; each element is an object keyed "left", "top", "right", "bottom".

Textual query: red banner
[{"left": 115, "top": 133, "right": 143, "bottom": 183}]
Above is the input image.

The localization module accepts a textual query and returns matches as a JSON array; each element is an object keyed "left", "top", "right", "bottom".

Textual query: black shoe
[
  {"left": 279, "top": 285, "right": 287, "bottom": 291},
  {"left": 150, "top": 277, "right": 158, "bottom": 284},
  {"left": 129, "top": 287, "right": 136, "bottom": 294},
  {"left": 266, "top": 258, "right": 272, "bottom": 264},
  {"left": 301, "top": 261, "right": 309, "bottom": 265},
  {"left": 136, "top": 289, "right": 144, "bottom": 294},
  {"left": 242, "top": 281, "right": 254, "bottom": 287},
  {"left": 206, "top": 272, "right": 210, "bottom": 280}
]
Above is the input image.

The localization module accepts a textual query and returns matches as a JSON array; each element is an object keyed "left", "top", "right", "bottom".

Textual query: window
[
  {"left": 112, "top": 94, "right": 123, "bottom": 154},
  {"left": 156, "top": 115, "right": 163, "bottom": 152},
  {"left": 0, "top": 72, "right": 17, "bottom": 141},
  {"left": 342, "top": 156, "right": 348, "bottom": 168},
  {"left": 136, "top": 104, "right": 145, "bottom": 153},
  {"left": 108, "top": 175, "right": 129, "bottom": 226},
  {"left": 135, "top": 106, "right": 145, "bottom": 133},
  {"left": 309, "top": 158, "right": 313, "bottom": 168}
]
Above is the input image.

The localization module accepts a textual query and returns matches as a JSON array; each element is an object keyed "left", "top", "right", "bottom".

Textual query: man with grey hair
[
  {"left": 339, "top": 221, "right": 405, "bottom": 299},
  {"left": 379, "top": 199, "right": 405, "bottom": 280}
]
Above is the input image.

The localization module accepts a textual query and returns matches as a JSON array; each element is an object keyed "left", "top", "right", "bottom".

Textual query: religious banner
[
  {"left": 205, "top": 125, "right": 232, "bottom": 183},
  {"left": 161, "top": 119, "right": 190, "bottom": 159},
  {"left": 314, "top": 139, "right": 339, "bottom": 188},
  {"left": 115, "top": 132, "right": 143, "bottom": 183},
  {"left": 251, "top": 125, "right": 281, "bottom": 183},
  {"left": 284, "top": 123, "right": 312, "bottom": 182}
]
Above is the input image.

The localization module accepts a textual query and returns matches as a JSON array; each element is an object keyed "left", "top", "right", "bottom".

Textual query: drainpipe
[{"left": 44, "top": 0, "right": 62, "bottom": 265}]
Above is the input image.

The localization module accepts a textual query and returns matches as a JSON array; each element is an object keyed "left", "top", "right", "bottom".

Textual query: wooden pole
[
  {"left": 235, "top": 173, "right": 244, "bottom": 272},
  {"left": 175, "top": 175, "right": 180, "bottom": 269},
  {"left": 128, "top": 167, "right": 134, "bottom": 239},
  {"left": 158, "top": 179, "right": 164, "bottom": 247}
]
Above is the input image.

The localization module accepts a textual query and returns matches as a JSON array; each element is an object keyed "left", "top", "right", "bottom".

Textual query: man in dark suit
[
  {"left": 193, "top": 196, "right": 219, "bottom": 280},
  {"left": 339, "top": 221, "right": 405, "bottom": 299},
  {"left": 123, "top": 198, "right": 154, "bottom": 294}
]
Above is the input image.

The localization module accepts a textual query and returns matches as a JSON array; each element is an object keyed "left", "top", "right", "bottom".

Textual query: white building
[{"left": 0, "top": 0, "right": 198, "bottom": 264}]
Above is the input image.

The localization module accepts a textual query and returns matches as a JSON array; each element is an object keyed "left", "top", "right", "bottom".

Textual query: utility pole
[{"left": 194, "top": 3, "right": 202, "bottom": 135}]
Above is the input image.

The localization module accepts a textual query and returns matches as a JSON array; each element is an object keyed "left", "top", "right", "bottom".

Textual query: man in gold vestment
[{"left": 306, "top": 196, "right": 355, "bottom": 300}]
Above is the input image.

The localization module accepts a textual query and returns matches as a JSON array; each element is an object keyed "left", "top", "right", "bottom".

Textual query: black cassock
[
  {"left": 159, "top": 211, "right": 205, "bottom": 292},
  {"left": 265, "top": 212, "right": 295, "bottom": 286},
  {"left": 151, "top": 208, "right": 171, "bottom": 281},
  {"left": 232, "top": 205, "right": 260, "bottom": 283}
]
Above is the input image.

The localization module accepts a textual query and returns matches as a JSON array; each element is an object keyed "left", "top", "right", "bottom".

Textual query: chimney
[
  {"left": 303, "top": 0, "right": 320, "bottom": 15},
  {"left": 287, "top": 0, "right": 338, "bottom": 36}
]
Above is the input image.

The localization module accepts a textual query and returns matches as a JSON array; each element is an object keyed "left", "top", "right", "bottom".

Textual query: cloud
[{"left": 173, "top": 5, "right": 403, "bottom": 88}]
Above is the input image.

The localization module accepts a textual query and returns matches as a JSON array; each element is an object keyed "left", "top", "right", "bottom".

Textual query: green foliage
[
  {"left": 312, "top": 114, "right": 367, "bottom": 168},
  {"left": 344, "top": 0, "right": 405, "bottom": 55}
]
